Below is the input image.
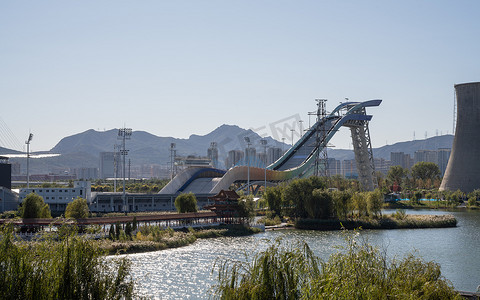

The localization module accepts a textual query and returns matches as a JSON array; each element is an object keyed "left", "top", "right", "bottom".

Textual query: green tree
[
  {"left": 331, "top": 190, "right": 353, "bottom": 219},
  {"left": 283, "top": 177, "right": 327, "bottom": 218},
  {"left": 115, "top": 222, "right": 121, "bottom": 240},
  {"left": 467, "top": 196, "right": 477, "bottom": 207},
  {"left": 108, "top": 224, "right": 115, "bottom": 240},
  {"left": 386, "top": 165, "right": 408, "bottom": 189},
  {"left": 132, "top": 216, "right": 138, "bottom": 231},
  {"left": 352, "top": 192, "right": 368, "bottom": 217},
  {"left": 19, "top": 193, "right": 52, "bottom": 219},
  {"left": 125, "top": 222, "right": 132, "bottom": 237},
  {"left": 366, "top": 189, "right": 383, "bottom": 217},
  {"left": 264, "top": 186, "right": 283, "bottom": 217},
  {"left": 411, "top": 162, "right": 441, "bottom": 186},
  {"left": 65, "top": 197, "right": 89, "bottom": 219},
  {"left": 174, "top": 192, "right": 198, "bottom": 213},
  {"left": 411, "top": 190, "right": 423, "bottom": 205},
  {"left": 237, "top": 195, "right": 255, "bottom": 221},
  {"left": 306, "top": 189, "right": 333, "bottom": 219}
]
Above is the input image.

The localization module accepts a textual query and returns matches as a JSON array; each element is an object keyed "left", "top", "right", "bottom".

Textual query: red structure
[{"left": 205, "top": 190, "right": 242, "bottom": 220}]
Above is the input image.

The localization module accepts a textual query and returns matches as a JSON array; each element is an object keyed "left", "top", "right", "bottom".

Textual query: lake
[{"left": 126, "top": 209, "right": 480, "bottom": 299}]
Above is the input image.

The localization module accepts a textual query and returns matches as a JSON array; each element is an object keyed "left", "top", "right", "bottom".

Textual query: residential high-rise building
[
  {"left": 257, "top": 153, "right": 267, "bottom": 167},
  {"left": 225, "top": 150, "right": 244, "bottom": 169},
  {"left": 207, "top": 142, "right": 219, "bottom": 168},
  {"left": 327, "top": 158, "right": 342, "bottom": 176},
  {"left": 99, "top": 152, "right": 115, "bottom": 179},
  {"left": 390, "top": 152, "right": 412, "bottom": 169},
  {"left": 414, "top": 150, "right": 437, "bottom": 164},
  {"left": 245, "top": 147, "right": 256, "bottom": 165},
  {"left": 267, "top": 147, "right": 283, "bottom": 165},
  {"left": 73, "top": 167, "right": 99, "bottom": 180},
  {"left": 437, "top": 148, "right": 451, "bottom": 176}
]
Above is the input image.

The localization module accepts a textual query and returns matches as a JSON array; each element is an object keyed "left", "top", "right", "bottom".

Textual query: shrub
[
  {"left": 19, "top": 193, "right": 52, "bottom": 219},
  {"left": 213, "top": 232, "right": 460, "bottom": 299},
  {"left": 174, "top": 193, "right": 198, "bottom": 213},
  {"left": 393, "top": 209, "right": 407, "bottom": 220},
  {"left": 65, "top": 197, "right": 89, "bottom": 219}
]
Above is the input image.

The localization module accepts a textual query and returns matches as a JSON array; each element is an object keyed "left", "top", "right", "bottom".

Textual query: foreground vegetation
[
  {"left": 0, "top": 225, "right": 134, "bottom": 299},
  {"left": 295, "top": 213, "right": 457, "bottom": 230},
  {"left": 99, "top": 224, "right": 262, "bottom": 255},
  {"left": 213, "top": 232, "right": 461, "bottom": 299}
]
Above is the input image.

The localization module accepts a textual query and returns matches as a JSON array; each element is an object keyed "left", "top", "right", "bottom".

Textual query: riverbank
[
  {"left": 97, "top": 224, "right": 262, "bottom": 255},
  {"left": 384, "top": 200, "right": 480, "bottom": 210},
  {"left": 295, "top": 214, "right": 457, "bottom": 230}
]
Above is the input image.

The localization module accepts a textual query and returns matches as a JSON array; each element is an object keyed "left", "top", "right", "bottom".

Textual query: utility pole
[
  {"left": 25, "top": 133, "right": 33, "bottom": 188},
  {"left": 118, "top": 127, "right": 132, "bottom": 213},
  {"left": 261, "top": 139, "right": 267, "bottom": 194},
  {"left": 244, "top": 137, "right": 251, "bottom": 195},
  {"left": 170, "top": 143, "right": 176, "bottom": 180},
  {"left": 113, "top": 144, "right": 118, "bottom": 192}
]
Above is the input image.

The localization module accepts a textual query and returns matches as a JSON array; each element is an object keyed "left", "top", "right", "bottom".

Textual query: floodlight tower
[
  {"left": 118, "top": 127, "right": 132, "bottom": 213},
  {"left": 260, "top": 139, "right": 268, "bottom": 194},
  {"left": 311, "top": 99, "right": 328, "bottom": 177},
  {"left": 25, "top": 133, "right": 33, "bottom": 188},
  {"left": 244, "top": 137, "right": 251, "bottom": 195},
  {"left": 170, "top": 143, "right": 176, "bottom": 180}
]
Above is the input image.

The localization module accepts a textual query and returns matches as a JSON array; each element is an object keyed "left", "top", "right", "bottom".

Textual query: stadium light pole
[
  {"left": 25, "top": 133, "right": 33, "bottom": 188},
  {"left": 118, "top": 128, "right": 132, "bottom": 213},
  {"left": 244, "top": 137, "right": 251, "bottom": 195},
  {"left": 299, "top": 120, "right": 303, "bottom": 138},
  {"left": 261, "top": 139, "right": 267, "bottom": 195}
]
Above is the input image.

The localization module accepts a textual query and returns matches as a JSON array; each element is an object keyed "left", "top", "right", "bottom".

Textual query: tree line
[{"left": 263, "top": 176, "right": 384, "bottom": 221}]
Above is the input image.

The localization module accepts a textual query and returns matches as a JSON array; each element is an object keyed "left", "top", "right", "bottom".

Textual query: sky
[{"left": 1, "top": 1, "right": 480, "bottom": 153}]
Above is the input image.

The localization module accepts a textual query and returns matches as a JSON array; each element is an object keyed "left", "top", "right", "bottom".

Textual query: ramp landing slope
[{"left": 159, "top": 100, "right": 381, "bottom": 195}]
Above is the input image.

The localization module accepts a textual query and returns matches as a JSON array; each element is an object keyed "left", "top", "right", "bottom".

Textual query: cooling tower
[{"left": 439, "top": 82, "right": 480, "bottom": 193}]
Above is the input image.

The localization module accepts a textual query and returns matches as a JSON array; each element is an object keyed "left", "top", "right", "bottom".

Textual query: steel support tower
[{"left": 343, "top": 105, "right": 376, "bottom": 191}]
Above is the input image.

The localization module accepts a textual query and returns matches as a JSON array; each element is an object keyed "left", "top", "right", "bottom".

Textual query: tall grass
[
  {"left": 213, "top": 239, "right": 320, "bottom": 299},
  {"left": 0, "top": 224, "right": 134, "bottom": 299},
  {"left": 212, "top": 232, "right": 461, "bottom": 299}
]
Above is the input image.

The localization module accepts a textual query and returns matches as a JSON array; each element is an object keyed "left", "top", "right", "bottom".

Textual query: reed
[
  {"left": 212, "top": 232, "right": 461, "bottom": 299},
  {"left": 0, "top": 224, "right": 134, "bottom": 299}
]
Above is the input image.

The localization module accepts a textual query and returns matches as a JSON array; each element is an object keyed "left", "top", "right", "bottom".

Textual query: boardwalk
[{"left": 0, "top": 211, "right": 233, "bottom": 230}]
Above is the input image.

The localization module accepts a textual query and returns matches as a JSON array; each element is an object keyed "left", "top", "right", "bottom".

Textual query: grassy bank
[
  {"left": 98, "top": 225, "right": 262, "bottom": 255},
  {"left": 295, "top": 214, "right": 457, "bottom": 231}
]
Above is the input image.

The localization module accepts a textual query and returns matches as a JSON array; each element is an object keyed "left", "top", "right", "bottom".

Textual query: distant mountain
[
  {"left": 0, "top": 147, "right": 22, "bottom": 155},
  {"left": 12, "top": 125, "right": 286, "bottom": 174},
  {"left": 6, "top": 127, "right": 454, "bottom": 175},
  {"left": 328, "top": 135, "right": 454, "bottom": 161}
]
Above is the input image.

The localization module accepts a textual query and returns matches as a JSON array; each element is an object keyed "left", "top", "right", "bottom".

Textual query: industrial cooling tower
[{"left": 439, "top": 82, "right": 480, "bottom": 193}]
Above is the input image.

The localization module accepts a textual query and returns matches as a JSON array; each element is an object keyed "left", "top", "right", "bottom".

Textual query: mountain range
[{"left": 2, "top": 125, "right": 454, "bottom": 175}]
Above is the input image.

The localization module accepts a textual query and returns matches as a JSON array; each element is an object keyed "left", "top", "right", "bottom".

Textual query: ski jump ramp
[{"left": 159, "top": 100, "right": 382, "bottom": 195}]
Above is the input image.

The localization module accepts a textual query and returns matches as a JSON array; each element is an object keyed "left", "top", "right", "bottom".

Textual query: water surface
[{"left": 127, "top": 209, "right": 480, "bottom": 299}]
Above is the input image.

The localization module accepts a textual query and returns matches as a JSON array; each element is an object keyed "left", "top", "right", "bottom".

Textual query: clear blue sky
[{"left": 1, "top": 1, "right": 479, "bottom": 152}]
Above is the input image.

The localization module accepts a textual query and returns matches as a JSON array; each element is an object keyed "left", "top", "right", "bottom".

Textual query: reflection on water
[{"left": 127, "top": 209, "right": 480, "bottom": 299}]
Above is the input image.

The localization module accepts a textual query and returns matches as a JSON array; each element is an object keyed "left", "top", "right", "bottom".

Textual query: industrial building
[
  {"left": 0, "top": 156, "right": 19, "bottom": 212},
  {"left": 19, "top": 181, "right": 92, "bottom": 213},
  {"left": 440, "top": 82, "right": 480, "bottom": 193}
]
